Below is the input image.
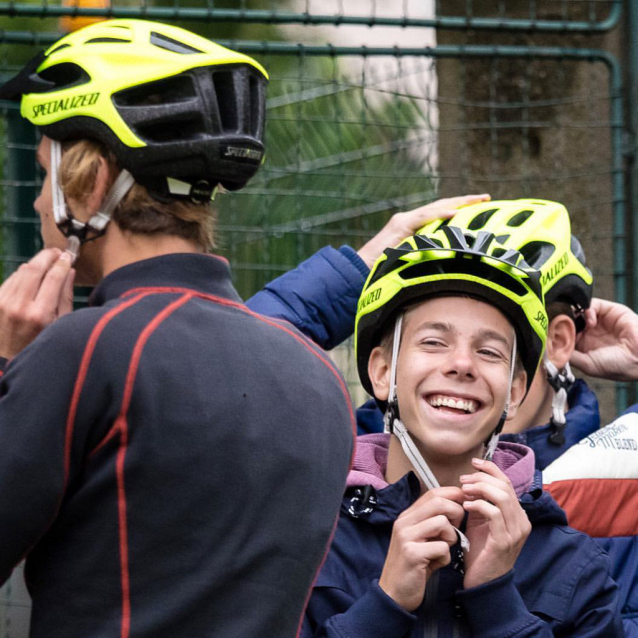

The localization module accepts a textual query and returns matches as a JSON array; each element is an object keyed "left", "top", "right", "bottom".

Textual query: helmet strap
[
  {"left": 49, "top": 140, "right": 135, "bottom": 262},
  {"left": 545, "top": 358, "right": 575, "bottom": 445},
  {"left": 383, "top": 314, "right": 404, "bottom": 434},
  {"left": 383, "top": 314, "right": 451, "bottom": 492},
  {"left": 484, "top": 334, "right": 517, "bottom": 461},
  {"left": 383, "top": 315, "right": 470, "bottom": 551}
]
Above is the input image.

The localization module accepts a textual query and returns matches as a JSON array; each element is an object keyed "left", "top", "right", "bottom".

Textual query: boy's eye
[
  {"left": 478, "top": 348, "right": 503, "bottom": 359},
  {"left": 421, "top": 339, "right": 445, "bottom": 347}
]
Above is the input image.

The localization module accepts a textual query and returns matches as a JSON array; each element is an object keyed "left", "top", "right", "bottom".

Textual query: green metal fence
[{"left": 0, "top": 1, "right": 635, "bottom": 635}]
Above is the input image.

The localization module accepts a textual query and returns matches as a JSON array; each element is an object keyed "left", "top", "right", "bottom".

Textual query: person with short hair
[
  {"left": 0, "top": 19, "right": 354, "bottom": 637},
  {"left": 301, "top": 225, "right": 623, "bottom": 636}
]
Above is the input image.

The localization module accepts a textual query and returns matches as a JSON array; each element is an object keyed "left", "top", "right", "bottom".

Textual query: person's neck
[
  {"left": 503, "top": 383, "right": 555, "bottom": 435},
  {"left": 77, "top": 224, "right": 201, "bottom": 284},
  {"left": 385, "top": 435, "right": 481, "bottom": 492}
]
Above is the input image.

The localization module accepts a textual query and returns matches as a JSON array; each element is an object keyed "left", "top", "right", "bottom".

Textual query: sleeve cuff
[
  {"left": 332, "top": 580, "right": 417, "bottom": 637},
  {"left": 338, "top": 245, "right": 371, "bottom": 280},
  {"left": 457, "top": 570, "right": 538, "bottom": 637}
]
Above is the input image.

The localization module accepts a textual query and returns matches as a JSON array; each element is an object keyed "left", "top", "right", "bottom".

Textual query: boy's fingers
[
  {"left": 58, "top": 267, "right": 76, "bottom": 318},
  {"left": 464, "top": 499, "right": 508, "bottom": 539},
  {"left": 470, "top": 458, "right": 511, "bottom": 483},
  {"left": 33, "top": 253, "right": 73, "bottom": 317},
  {"left": 400, "top": 498, "right": 465, "bottom": 531},
  {"left": 0, "top": 249, "right": 62, "bottom": 304}
]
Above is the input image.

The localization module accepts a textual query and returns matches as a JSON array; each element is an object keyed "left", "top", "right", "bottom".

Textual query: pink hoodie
[{"left": 346, "top": 433, "right": 535, "bottom": 498}]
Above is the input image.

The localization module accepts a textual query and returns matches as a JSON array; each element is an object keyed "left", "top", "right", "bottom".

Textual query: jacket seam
[{"left": 120, "top": 286, "right": 357, "bottom": 440}]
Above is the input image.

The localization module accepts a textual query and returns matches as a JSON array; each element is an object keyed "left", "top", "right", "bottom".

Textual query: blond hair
[{"left": 58, "top": 139, "right": 215, "bottom": 250}]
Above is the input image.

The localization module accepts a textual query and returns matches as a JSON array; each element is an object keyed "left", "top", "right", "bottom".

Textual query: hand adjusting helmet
[
  {"left": 355, "top": 225, "right": 547, "bottom": 489},
  {"left": 0, "top": 19, "right": 268, "bottom": 256},
  {"left": 420, "top": 198, "right": 593, "bottom": 445}
]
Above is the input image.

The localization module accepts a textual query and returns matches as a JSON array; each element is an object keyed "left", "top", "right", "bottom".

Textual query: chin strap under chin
[
  {"left": 545, "top": 358, "right": 575, "bottom": 446},
  {"left": 50, "top": 140, "right": 135, "bottom": 262}
]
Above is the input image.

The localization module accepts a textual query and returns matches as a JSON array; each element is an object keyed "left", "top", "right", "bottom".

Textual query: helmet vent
[
  {"left": 38, "top": 62, "right": 90, "bottom": 91},
  {"left": 507, "top": 209, "right": 534, "bottom": 227},
  {"left": 135, "top": 117, "right": 204, "bottom": 144},
  {"left": 468, "top": 208, "right": 497, "bottom": 230},
  {"left": 249, "top": 73, "right": 264, "bottom": 136},
  {"left": 114, "top": 75, "right": 196, "bottom": 106},
  {"left": 212, "top": 71, "right": 239, "bottom": 131},
  {"left": 150, "top": 31, "right": 204, "bottom": 55},
  {"left": 519, "top": 241, "right": 555, "bottom": 267},
  {"left": 86, "top": 37, "right": 132, "bottom": 44},
  {"left": 398, "top": 258, "right": 529, "bottom": 297},
  {"left": 48, "top": 43, "right": 71, "bottom": 55}
]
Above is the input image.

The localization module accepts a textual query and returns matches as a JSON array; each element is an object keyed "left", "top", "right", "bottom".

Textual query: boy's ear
[
  {"left": 546, "top": 314, "right": 576, "bottom": 370},
  {"left": 368, "top": 346, "right": 391, "bottom": 402},
  {"left": 505, "top": 369, "right": 527, "bottom": 421},
  {"left": 69, "top": 155, "right": 113, "bottom": 221}
]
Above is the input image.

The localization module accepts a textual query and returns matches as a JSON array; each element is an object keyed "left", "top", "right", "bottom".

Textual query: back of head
[
  {"left": 0, "top": 19, "right": 268, "bottom": 201},
  {"left": 418, "top": 199, "right": 593, "bottom": 331}
]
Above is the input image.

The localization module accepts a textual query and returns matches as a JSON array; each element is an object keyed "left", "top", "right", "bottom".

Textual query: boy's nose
[{"left": 443, "top": 346, "right": 476, "bottom": 379}]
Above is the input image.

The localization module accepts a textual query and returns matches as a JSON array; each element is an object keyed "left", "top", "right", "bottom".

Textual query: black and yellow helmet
[
  {"left": 419, "top": 199, "right": 593, "bottom": 330},
  {"left": 0, "top": 19, "right": 268, "bottom": 201},
  {"left": 355, "top": 225, "right": 548, "bottom": 399}
]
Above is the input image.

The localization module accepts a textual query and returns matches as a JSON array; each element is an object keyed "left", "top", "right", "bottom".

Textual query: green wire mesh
[
  {"left": 0, "top": 0, "right": 622, "bottom": 31},
  {"left": 0, "top": 3, "right": 630, "bottom": 634}
]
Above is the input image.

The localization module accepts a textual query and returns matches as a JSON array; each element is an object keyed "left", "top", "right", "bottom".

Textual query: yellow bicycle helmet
[
  {"left": 0, "top": 19, "right": 268, "bottom": 200},
  {"left": 355, "top": 225, "right": 548, "bottom": 474},
  {"left": 418, "top": 199, "right": 593, "bottom": 331},
  {"left": 355, "top": 224, "right": 548, "bottom": 399}
]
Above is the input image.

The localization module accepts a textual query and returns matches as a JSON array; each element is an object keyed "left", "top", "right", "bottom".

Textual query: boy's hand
[
  {"left": 356, "top": 194, "right": 491, "bottom": 268},
  {"left": 461, "top": 458, "right": 531, "bottom": 590},
  {"left": 571, "top": 297, "right": 638, "bottom": 381},
  {"left": 379, "top": 486, "right": 465, "bottom": 611},
  {"left": 0, "top": 248, "right": 75, "bottom": 359}
]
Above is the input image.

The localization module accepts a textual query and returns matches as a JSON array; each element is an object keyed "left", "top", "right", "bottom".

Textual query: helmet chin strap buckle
[
  {"left": 49, "top": 139, "right": 135, "bottom": 261},
  {"left": 65, "top": 236, "right": 81, "bottom": 263},
  {"left": 545, "top": 359, "right": 574, "bottom": 446}
]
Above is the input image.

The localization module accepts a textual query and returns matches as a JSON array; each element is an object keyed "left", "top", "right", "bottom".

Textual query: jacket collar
[
  {"left": 347, "top": 433, "right": 535, "bottom": 497},
  {"left": 343, "top": 434, "right": 565, "bottom": 526},
  {"left": 89, "top": 253, "right": 242, "bottom": 307}
]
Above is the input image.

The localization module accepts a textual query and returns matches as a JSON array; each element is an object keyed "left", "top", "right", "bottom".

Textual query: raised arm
[{"left": 247, "top": 195, "right": 490, "bottom": 349}]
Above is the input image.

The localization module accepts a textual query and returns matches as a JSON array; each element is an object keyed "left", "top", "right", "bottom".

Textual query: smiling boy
[{"left": 302, "top": 226, "right": 622, "bottom": 637}]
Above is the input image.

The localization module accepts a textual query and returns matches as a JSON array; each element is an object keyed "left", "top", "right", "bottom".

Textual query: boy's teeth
[{"left": 428, "top": 395, "right": 477, "bottom": 413}]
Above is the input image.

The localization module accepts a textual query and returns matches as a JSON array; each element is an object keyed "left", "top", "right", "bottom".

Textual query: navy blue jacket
[
  {"left": 302, "top": 435, "right": 623, "bottom": 637},
  {"left": 0, "top": 253, "right": 355, "bottom": 638},
  {"left": 248, "top": 245, "right": 368, "bottom": 351},
  {"left": 249, "top": 245, "right": 632, "bottom": 634}
]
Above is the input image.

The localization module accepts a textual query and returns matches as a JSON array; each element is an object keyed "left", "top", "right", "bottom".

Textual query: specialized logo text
[
  {"left": 358, "top": 288, "right": 381, "bottom": 312},
  {"left": 222, "top": 146, "right": 263, "bottom": 163},
  {"left": 541, "top": 252, "right": 569, "bottom": 288},
  {"left": 534, "top": 310, "right": 548, "bottom": 332},
  {"left": 32, "top": 92, "right": 100, "bottom": 119}
]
